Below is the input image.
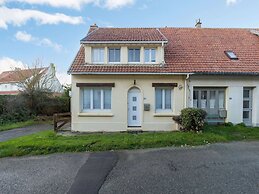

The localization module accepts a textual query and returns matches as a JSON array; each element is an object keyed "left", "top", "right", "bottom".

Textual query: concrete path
[
  {"left": 0, "top": 124, "right": 52, "bottom": 142},
  {"left": 0, "top": 142, "right": 258, "bottom": 194}
]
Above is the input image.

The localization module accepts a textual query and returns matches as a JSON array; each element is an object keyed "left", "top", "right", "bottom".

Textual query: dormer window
[
  {"left": 128, "top": 48, "right": 140, "bottom": 63},
  {"left": 92, "top": 48, "right": 104, "bottom": 63},
  {"left": 145, "top": 48, "right": 156, "bottom": 63},
  {"left": 225, "top": 51, "right": 238, "bottom": 60},
  {"left": 109, "top": 48, "right": 121, "bottom": 63}
]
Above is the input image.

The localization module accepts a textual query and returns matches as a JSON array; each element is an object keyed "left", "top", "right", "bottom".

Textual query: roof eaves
[{"left": 80, "top": 40, "right": 168, "bottom": 44}]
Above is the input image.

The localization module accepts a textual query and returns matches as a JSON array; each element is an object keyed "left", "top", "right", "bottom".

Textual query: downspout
[{"left": 184, "top": 74, "right": 190, "bottom": 108}]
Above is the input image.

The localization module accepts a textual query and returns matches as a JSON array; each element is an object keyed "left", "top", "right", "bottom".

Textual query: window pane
[
  {"left": 128, "top": 49, "right": 133, "bottom": 62},
  {"left": 243, "top": 100, "right": 250, "bottom": 109},
  {"left": 243, "top": 111, "right": 249, "bottom": 119},
  {"left": 151, "top": 49, "right": 156, "bottom": 62},
  {"left": 144, "top": 49, "right": 150, "bottom": 62},
  {"left": 83, "top": 89, "right": 91, "bottom": 110},
  {"left": 135, "top": 49, "right": 140, "bottom": 62},
  {"left": 103, "top": 89, "right": 111, "bottom": 109},
  {"left": 155, "top": 88, "right": 162, "bottom": 109},
  {"left": 201, "top": 91, "right": 207, "bottom": 109},
  {"left": 193, "top": 90, "right": 198, "bottom": 108},
  {"left": 93, "top": 89, "right": 101, "bottom": 109},
  {"left": 92, "top": 48, "right": 104, "bottom": 63},
  {"left": 243, "top": 90, "right": 250, "bottom": 98},
  {"left": 219, "top": 91, "right": 225, "bottom": 109},
  {"left": 165, "top": 89, "right": 171, "bottom": 109},
  {"left": 109, "top": 48, "right": 120, "bottom": 62},
  {"left": 209, "top": 91, "right": 216, "bottom": 109},
  {"left": 128, "top": 49, "right": 140, "bottom": 62},
  {"left": 115, "top": 49, "right": 120, "bottom": 62}
]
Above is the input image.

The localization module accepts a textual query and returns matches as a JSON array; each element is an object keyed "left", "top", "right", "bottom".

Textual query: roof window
[{"left": 225, "top": 51, "right": 238, "bottom": 60}]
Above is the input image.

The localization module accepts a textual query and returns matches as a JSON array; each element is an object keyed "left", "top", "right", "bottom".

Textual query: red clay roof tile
[{"left": 69, "top": 27, "right": 259, "bottom": 74}]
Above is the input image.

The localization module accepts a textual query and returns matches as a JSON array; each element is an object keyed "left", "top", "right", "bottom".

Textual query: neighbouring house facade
[
  {"left": 68, "top": 24, "right": 259, "bottom": 132},
  {"left": 0, "top": 64, "right": 63, "bottom": 95}
]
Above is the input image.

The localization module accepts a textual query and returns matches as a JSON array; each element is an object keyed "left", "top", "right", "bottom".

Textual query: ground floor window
[
  {"left": 82, "top": 88, "right": 111, "bottom": 111},
  {"left": 193, "top": 88, "right": 226, "bottom": 123},
  {"left": 155, "top": 88, "right": 172, "bottom": 112}
]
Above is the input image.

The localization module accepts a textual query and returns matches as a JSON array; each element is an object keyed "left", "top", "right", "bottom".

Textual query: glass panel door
[{"left": 243, "top": 88, "right": 253, "bottom": 126}]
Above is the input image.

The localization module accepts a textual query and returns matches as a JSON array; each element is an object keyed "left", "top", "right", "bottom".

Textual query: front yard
[{"left": 0, "top": 125, "right": 258, "bottom": 158}]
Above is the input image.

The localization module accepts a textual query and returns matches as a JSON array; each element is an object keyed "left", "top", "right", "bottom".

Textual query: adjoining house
[
  {"left": 0, "top": 64, "right": 63, "bottom": 95},
  {"left": 68, "top": 23, "right": 259, "bottom": 132}
]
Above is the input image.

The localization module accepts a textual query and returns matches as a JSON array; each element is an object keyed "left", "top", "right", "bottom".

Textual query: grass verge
[
  {"left": 0, "top": 120, "right": 52, "bottom": 132},
  {"left": 0, "top": 125, "right": 258, "bottom": 158}
]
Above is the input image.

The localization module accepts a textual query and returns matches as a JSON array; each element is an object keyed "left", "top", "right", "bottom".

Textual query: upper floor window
[
  {"left": 92, "top": 48, "right": 104, "bottom": 63},
  {"left": 109, "top": 48, "right": 121, "bottom": 63},
  {"left": 128, "top": 48, "right": 140, "bottom": 63},
  {"left": 145, "top": 48, "right": 156, "bottom": 63},
  {"left": 155, "top": 88, "right": 172, "bottom": 112}
]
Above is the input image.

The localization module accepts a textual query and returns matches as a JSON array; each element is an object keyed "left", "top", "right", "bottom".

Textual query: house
[
  {"left": 0, "top": 64, "right": 63, "bottom": 95},
  {"left": 68, "top": 23, "right": 259, "bottom": 132}
]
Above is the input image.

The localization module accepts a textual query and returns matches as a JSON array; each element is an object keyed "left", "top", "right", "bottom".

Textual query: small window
[
  {"left": 92, "top": 48, "right": 104, "bottom": 63},
  {"left": 109, "top": 48, "right": 120, "bottom": 63},
  {"left": 82, "top": 88, "right": 111, "bottom": 111},
  {"left": 128, "top": 48, "right": 140, "bottom": 63},
  {"left": 155, "top": 88, "right": 172, "bottom": 112},
  {"left": 145, "top": 48, "right": 156, "bottom": 63},
  {"left": 225, "top": 51, "right": 238, "bottom": 60}
]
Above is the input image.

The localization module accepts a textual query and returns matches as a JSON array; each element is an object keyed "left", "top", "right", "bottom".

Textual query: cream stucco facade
[{"left": 71, "top": 74, "right": 186, "bottom": 132}]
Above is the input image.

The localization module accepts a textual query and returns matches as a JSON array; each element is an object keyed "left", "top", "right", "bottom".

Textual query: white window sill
[
  {"left": 78, "top": 112, "right": 114, "bottom": 117},
  {"left": 153, "top": 112, "right": 174, "bottom": 117}
]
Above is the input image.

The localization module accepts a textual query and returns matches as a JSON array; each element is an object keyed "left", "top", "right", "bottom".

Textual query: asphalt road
[
  {"left": 0, "top": 124, "right": 52, "bottom": 142},
  {"left": 0, "top": 141, "right": 258, "bottom": 194}
]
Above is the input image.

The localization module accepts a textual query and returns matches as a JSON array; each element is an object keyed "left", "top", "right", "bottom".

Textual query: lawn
[
  {"left": 0, "top": 119, "right": 52, "bottom": 132},
  {"left": 0, "top": 125, "right": 258, "bottom": 158}
]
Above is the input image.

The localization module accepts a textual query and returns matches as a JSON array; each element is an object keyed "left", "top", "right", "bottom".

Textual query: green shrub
[
  {"left": 224, "top": 122, "right": 234, "bottom": 127},
  {"left": 173, "top": 108, "right": 207, "bottom": 131},
  {"left": 236, "top": 123, "right": 246, "bottom": 127}
]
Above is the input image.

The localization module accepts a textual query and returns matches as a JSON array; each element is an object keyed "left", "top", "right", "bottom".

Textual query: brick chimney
[
  {"left": 195, "top": 19, "right": 202, "bottom": 28},
  {"left": 89, "top": 23, "right": 98, "bottom": 33}
]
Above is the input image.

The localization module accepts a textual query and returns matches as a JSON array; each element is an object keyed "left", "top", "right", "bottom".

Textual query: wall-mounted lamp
[
  {"left": 134, "top": 80, "right": 136, "bottom": 85},
  {"left": 178, "top": 84, "right": 183, "bottom": 90}
]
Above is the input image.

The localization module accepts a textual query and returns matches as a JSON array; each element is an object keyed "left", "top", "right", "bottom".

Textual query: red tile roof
[
  {"left": 0, "top": 68, "right": 46, "bottom": 83},
  {"left": 0, "top": 91, "right": 19, "bottom": 95},
  {"left": 81, "top": 28, "right": 168, "bottom": 42},
  {"left": 69, "top": 27, "right": 259, "bottom": 75}
]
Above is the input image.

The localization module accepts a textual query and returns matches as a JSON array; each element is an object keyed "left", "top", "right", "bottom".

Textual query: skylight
[{"left": 225, "top": 51, "right": 238, "bottom": 60}]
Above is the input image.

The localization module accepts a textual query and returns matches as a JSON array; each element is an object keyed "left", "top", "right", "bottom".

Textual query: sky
[{"left": 0, "top": 0, "right": 259, "bottom": 84}]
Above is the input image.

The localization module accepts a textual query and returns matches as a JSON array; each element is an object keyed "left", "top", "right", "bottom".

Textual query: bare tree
[{"left": 14, "top": 59, "right": 56, "bottom": 114}]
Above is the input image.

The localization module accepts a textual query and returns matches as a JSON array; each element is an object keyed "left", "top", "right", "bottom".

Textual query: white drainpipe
[{"left": 184, "top": 74, "right": 190, "bottom": 108}]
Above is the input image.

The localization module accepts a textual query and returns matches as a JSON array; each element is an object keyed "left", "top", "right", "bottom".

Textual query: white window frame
[
  {"left": 128, "top": 48, "right": 141, "bottom": 63},
  {"left": 108, "top": 48, "right": 121, "bottom": 63},
  {"left": 81, "top": 88, "right": 111, "bottom": 112},
  {"left": 92, "top": 48, "right": 104, "bottom": 64},
  {"left": 144, "top": 48, "right": 156, "bottom": 63},
  {"left": 155, "top": 88, "right": 173, "bottom": 113}
]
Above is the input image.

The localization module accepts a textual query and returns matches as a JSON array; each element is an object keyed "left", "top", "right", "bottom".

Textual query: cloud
[
  {"left": 15, "top": 31, "right": 33, "bottom": 42},
  {"left": 56, "top": 72, "right": 71, "bottom": 85},
  {"left": 15, "top": 31, "right": 62, "bottom": 51},
  {"left": 0, "top": 0, "right": 135, "bottom": 10},
  {"left": 226, "top": 0, "right": 238, "bottom": 6},
  {"left": 0, "top": 57, "right": 26, "bottom": 74},
  {"left": 0, "top": 6, "right": 84, "bottom": 29},
  {"left": 104, "top": 0, "right": 135, "bottom": 10}
]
